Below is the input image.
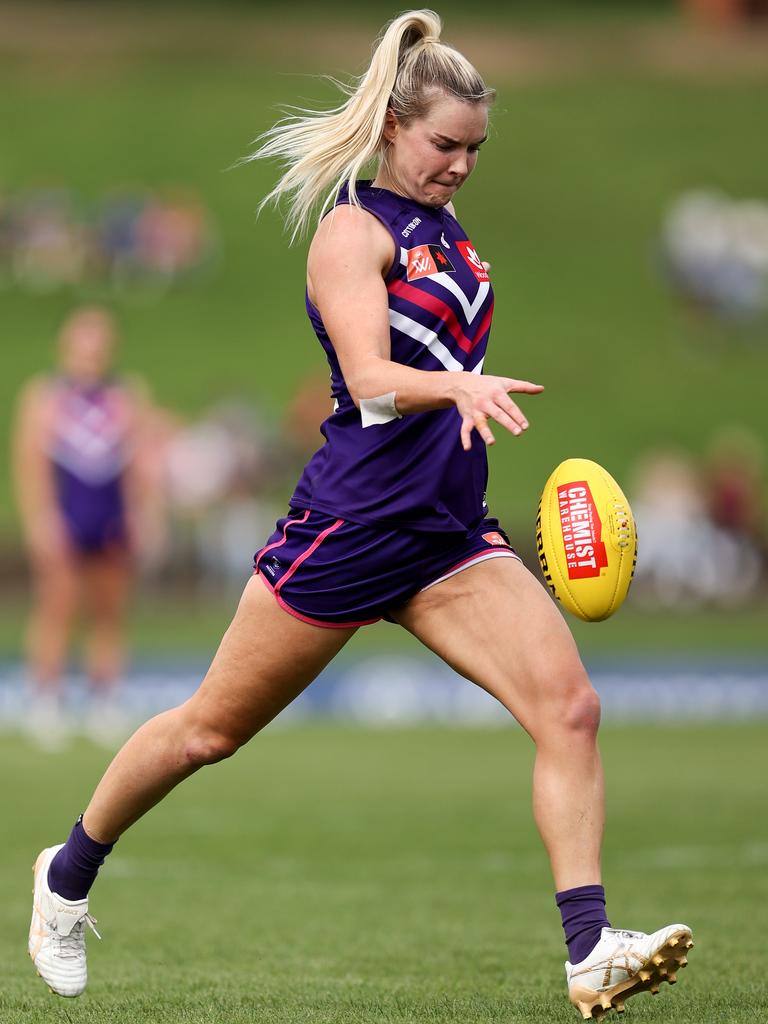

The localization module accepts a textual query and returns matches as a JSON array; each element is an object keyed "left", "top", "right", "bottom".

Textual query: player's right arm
[
  {"left": 307, "top": 204, "right": 543, "bottom": 450},
  {"left": 11, "top": 378, "right": 67, "bottom": 560}
]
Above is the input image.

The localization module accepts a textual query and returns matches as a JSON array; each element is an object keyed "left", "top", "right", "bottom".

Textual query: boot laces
[{"left": 53, "top": 913, "right": 101, "bottom": 958}]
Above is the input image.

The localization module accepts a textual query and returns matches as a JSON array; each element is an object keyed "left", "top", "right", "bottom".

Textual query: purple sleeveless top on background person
[
  {"left": 47, "top": 377, "right": 131, "bottom": 552},
  {"left": 291, "top": 180, "right": 495, "bottom": 533}
]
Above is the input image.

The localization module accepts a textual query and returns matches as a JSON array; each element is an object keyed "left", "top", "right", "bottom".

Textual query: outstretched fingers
[
  {"left": 502, "top": 379, "right": 545, "bottom": 395},
  {"left": 461, "top": 413, "right": 494, "bottom": 451},
  {"left": 493, "top": 402, "right": 527, "bottom": 436},
  {"left": 458, "top": 376, "right": 544, "bottom": 451}
]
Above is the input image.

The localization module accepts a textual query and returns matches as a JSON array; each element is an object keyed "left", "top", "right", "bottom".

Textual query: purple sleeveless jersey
[
  {"left": 47, "top": 378, "right": 131, "bottom": 553},
  {"left": 291, "top": 181, "right": 495, "bottom": 533}
]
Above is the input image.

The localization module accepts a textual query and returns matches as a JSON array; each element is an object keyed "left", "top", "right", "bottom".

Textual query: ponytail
[{"left": 247, "top": 9, "right": 494, "bottom": 241}]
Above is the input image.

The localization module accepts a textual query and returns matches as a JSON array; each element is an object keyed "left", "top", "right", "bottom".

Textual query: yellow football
[{"left": 536, "top": 458, "right": 637, "bottom": 622}]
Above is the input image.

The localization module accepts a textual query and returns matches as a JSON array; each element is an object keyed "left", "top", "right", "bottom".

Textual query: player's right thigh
[{"left": 179, "top": 574, "right": 356, "bottom": 750}]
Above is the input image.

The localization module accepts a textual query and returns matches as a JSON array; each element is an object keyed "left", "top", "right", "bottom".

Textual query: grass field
[{"left": 2, "top": 723, "right": 767, "bottom": 1022}]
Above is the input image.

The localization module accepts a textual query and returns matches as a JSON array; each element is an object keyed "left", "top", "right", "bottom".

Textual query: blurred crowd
[
  {"left": 0, "top": 186, "right": 217, "bottom": 297},
  {"left": 660, "top": 190, "right": 768, "bottom": 321},
  {"left": 630, "top": 431, "right": 768, "bottom": 608},
  {"left": 145, "top": 382, "right": 330, "bottom": 589},
  {"left": 683, "top": 0, "right": 768, "bottom": 25}
]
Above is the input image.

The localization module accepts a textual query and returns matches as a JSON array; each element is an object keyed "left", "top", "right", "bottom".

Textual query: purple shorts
[{"left": 253, "top": 508, "right": 521, "bottom": 629}]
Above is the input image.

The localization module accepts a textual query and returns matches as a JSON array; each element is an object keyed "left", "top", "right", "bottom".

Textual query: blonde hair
[{"left": 248, "top": 9, "right": 494, "bottom": 240}]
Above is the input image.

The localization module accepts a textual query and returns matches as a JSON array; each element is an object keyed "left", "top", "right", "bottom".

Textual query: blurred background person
[
  {"left": 12, "top": 306, "right": 155, "bottom": 747},
  {"left": 630, "top": 447, "right": 763, "bottom": 608},
  {"left": 704, "top": 425, "right": 767, "bottom": 576},
  {"left": 163, "top": 398, "right": 285, "bottom": 593}
]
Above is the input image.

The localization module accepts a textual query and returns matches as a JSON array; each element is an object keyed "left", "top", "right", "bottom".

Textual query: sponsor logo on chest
[
  {"left": 401, "top": 217, "right": 422, "bottom": 238},
  {"left": 456, "top": 239, "right": 489, "bottom": 281},
  {"left": 406, "top": 244, "right": 455, "bottom": 281}
]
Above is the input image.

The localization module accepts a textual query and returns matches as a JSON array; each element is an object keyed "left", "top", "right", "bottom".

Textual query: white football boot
[
  {"left": 566, "top": 923, "right": 693, "bottom": 1020},
  {"left": 29, "top": 844, "right": 101, "bottom": 997}
]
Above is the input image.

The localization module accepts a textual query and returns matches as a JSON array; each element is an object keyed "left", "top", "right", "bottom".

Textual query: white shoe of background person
[
  {"left": 29, "top": 845, "right": 101, "bottom": 997},
  {"left": 25, "top": 693, "right": 72, "bottom": 752},
  {"left": 82, "top": 691, "right": 131, "bottom": 750},
  {"left": 566, "top": 923, "right": 694, "bottom": 1020}
]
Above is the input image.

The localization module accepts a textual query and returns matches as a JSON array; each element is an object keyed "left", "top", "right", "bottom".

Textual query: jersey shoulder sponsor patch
[{"left": 406, "top": 244, "right": 455, "bottom": 281}]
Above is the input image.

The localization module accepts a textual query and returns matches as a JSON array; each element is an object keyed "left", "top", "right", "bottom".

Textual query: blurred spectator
[
  {"left": 284, "top": 370, "right": 335, "bottom": 459},
  {"left": 12, "top": 307, "right": 159, "bottom": 748},
  {"left": 630, "top": 449, "right": 763, "bottom": 608},
  {"left": 660, "top": 189, "right": 768, "bottom": 321},
  {"left": 684, "top": 0, "right": 768, "bottom": 26},
  {"left": 11, "top": 190, "right": 87, "bottom": 292},
  {"left": 0, "top": 184, "right": 217, "bottom": 298},
  {"left": 704, "top": 425, "right": 766, "bottom": 556},
  {"left": 103, "top": 187, "right": 218, "bottom": 298},
  {"left": 164, "top": 400, "right": 287, "bottom": 589}
]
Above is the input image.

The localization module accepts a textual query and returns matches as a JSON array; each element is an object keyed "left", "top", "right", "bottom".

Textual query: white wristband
[{"left": 360, "top": 392, "right": 402, "bottom": 427}]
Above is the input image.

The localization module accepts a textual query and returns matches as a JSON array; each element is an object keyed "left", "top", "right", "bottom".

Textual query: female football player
[
  {"left": 14, "top": 307, "right": 150, "bottom": 745},
  {"left": 29, "top": 11, "right": 692, "bottom": 1017}
]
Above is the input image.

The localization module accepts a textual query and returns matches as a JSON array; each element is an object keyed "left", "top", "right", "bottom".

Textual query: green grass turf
[{"left": 2, "top": 723, "right": 767, "bottom": 1022}]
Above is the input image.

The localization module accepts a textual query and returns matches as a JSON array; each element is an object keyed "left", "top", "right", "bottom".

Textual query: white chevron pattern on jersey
[
  {"left": 389, "top": 310, "right": 485, "bottom": 374},
  {"left": 398, "top": 248, "right": 490, "bottom": 323}
]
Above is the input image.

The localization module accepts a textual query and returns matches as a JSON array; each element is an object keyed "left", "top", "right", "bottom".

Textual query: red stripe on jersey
[{"left": 387, "top": 278, "right": 493, "bottom": 354}]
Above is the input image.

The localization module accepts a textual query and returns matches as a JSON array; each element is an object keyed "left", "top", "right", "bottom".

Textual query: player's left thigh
[{"left": 391, "top": 557, "right": 599, "bottom": 740}]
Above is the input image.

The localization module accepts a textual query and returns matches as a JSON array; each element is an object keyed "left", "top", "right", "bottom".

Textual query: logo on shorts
[
  {"left": 456, "top": 239, "right": 489, "bottom": 281},
  {"left": 406, "top": 244, "right": 455, "bottom": 281},
  {"left": 264, "top": 557, "right": 281, "bottom": 578},
  {"left": 483, "top": 532, "right": 508, "bottom": 547}
]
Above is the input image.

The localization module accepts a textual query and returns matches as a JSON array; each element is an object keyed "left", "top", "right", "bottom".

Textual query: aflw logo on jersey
[
  {"left": 557, "top": 482, "right": 609, "bottom": 579},
  {"left": 406, "top": 244, "right": 455, "bottom": 281}
]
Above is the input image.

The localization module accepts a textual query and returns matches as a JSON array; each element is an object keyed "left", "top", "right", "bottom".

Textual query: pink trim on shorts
[
  {"left": 274, "top": 516, "right": 345, "bottom": 595},
  {"left": 253, "top": 509, "right": 311, "bottom": 573},
  {"left": 420, "top": 548, "right": 520, "bottom": 593},
  {"left": 256, "top": 570, "right": 380, "bottom": 629}
]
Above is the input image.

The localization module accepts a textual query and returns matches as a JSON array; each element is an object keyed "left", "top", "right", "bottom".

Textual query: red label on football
[{"left": 557, "top": 481, "right": 609, "bottom": 579}]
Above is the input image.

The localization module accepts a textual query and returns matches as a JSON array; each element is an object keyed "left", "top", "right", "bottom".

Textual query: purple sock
[
  {"left": 47, "top": 815, "right": 115, "bottom": 901},
  {"left": 556, "top": 884, "right": 611, "bottom": 964}
]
